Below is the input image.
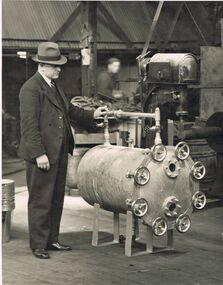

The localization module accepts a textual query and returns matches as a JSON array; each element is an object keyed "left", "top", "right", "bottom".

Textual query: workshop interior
[{"left": 2, "top": 1, "right": 223, "bottom": 285}]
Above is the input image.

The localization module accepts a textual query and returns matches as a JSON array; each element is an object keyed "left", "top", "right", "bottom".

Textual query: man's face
[
  {"left": 41, "top": 64, "right": 61, "bottom": 80},
  {"left": 108, "top": 61, "right": 120, "bottom": 74}
]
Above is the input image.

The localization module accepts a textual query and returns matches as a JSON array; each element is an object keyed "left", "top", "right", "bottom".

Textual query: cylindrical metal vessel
[
  {"left": 149, "top": 53, "right": 198, "bottom": 83},
  {"left": 2, "top": 179, "right": 15, "bottom": 212},
  {"left": 2, "top": 179, "right": 15, "bottom": 243},
  {"left": 66, "top": 148, "right": 90, "bottom": 188},
  {"left": 78, "top": 144, "right": 199, "bottom": 230}
]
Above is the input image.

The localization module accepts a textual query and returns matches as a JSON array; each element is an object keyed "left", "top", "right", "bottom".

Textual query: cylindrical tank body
[
  {"left": 148, "top": 53, "right": 198, "bottom": 83},
  {"left": 66, "top": 147, "right": 90, "bottom": 188},
  {"left": 78, "top": 145, "right": 198, "bottom": 229},
  {"left": 2, "top": 179, "right": 15, "bottom": 212}
]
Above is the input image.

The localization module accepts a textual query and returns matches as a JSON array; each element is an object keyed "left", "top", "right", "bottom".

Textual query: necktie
[{"left": 51, "top": 81, "right": 55, "bottom": 88}]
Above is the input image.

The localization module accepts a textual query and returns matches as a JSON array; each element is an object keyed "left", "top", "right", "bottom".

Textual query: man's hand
[
  {"left": 93, "top": 106, "right": 109, "bottom": 119},
  {"left": 36, "top": 154, "right": 50, "bottom": 171}
]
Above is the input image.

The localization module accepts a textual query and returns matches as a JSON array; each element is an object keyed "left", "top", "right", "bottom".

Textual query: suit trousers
[{"left": 26, "top": 135, "right": 69, "bottom": 249}]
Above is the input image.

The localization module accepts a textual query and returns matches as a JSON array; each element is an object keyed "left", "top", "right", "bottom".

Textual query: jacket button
[
  {"left": 59, "top": 116, "right": 62, "bottom": 119},
  {"left": 59, "top": 126, "right": 62, "bottom": 129}
]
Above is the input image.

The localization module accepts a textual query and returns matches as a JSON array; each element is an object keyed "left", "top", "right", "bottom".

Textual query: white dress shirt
[{"left": 38, "top": 71, "right": 52, "bottom": 88}]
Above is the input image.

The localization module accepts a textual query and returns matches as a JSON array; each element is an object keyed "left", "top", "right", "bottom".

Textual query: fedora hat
[{"left": 32, "top": 42, "right": 67, "bottom": 65}]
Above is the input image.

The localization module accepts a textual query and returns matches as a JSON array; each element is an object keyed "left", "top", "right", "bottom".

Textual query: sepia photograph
[{"left": 1, "top": 0, "right": 223, "bottom": 284}]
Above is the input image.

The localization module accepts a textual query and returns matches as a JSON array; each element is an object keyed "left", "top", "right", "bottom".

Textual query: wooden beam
[
  {"left": 97, "top": 2, "right": 133, "bottom": 48},
  {"left": 184, "top": 2, "right": 209, "bottom": 46},
  {"left": 139, "top": 1, "right": 163, "bottom": 52},
  {"left": 141, "top": 1, "right": 164, "bottom": 56},
  {"left": 50, "top": 4, "right": 81, "bottom": 42},
  {"left": 221, "top": 18, "right": 223, "bottom": 47},
  {"left": 163, "top": 2, "right": 184, "bottom": 50},
  {"left": 81, "top": 1, "right": 98, "bottom": 97}
]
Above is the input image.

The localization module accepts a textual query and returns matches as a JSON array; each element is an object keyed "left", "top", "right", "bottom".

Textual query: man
[
  {"left": 19, "top": 42, "right": 107, "bottom": 259},
  {"left": 97, "top": 57, "right": 121, "bottom": 102}
]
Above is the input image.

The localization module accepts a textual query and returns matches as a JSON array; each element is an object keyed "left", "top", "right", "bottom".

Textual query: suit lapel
[
  {"left": 55, "top": 84, "right": 69, "bottom": 111},
  {"left": 35, "top": 72, "right": 62, "bottom": 110}
]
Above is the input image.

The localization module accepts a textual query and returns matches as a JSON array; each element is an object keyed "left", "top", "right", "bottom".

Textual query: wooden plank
[
  {"left": 221, "top": 18, "right": 223, "bottom": 46},
  {"left": 92, "top": 203, "right": 100, "bottom": 246},
  {"left": 2, "top": 211, "right": 12, "bottom": 243},
  {"left": 81, "top": 2, "right": 98, "bottom": 97},
  {"left": 200, "top": 89, "right": 223, "bottom": 119},
  {"left": 200, "top": 47, "right": 223, "bottom": 86},
  {"left": 125, "top": 210, "right": 133, "bottom": 257},
  {"left": 139, "top": 1, "right": 163, "bottom": 52},
  {"left": 75, "top": 132, "right": 118, "bottom": 145},
  {"left": 163, "top": 2, "right": 184, "bottom": 50},
  {"left": 141, "top": 1, "right": 164, "bottom": 56},
  {"left": 50, "top": 4, "right": 81, "bottom": 41},
  {"left": 98, "top": 2, "right": 133, "bottom": 48},
  {"left": 184, "top": 2, "right": 210, "bottom": 46}
]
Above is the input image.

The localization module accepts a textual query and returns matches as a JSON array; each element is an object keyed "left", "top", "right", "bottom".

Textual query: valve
[
  {"left": 134, "top": 167, "right": 150, "bottom": 186},
  {"left": 191, "top": 161, "right": 206, "bottom": 180},
  {"left": 152, "top": 217, "right": 167, "bottom": 236},
  {"left": 175, "top": 141, "right": 190, "bottom": 160},
  {"left": 151, "top": 144, "right": 167, "bottom": 162},
  {"left": 175, "top": 214, "right": 191, "bottom": 233},
  {"left": 192, "top": 191, "right": 206, "bottom": 210},
  {"left": 131, "top": 198, "right": 149, "bottom": 217}
]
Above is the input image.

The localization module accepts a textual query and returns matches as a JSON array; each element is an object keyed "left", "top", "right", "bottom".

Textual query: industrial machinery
[
  {"left": 77, "top": 108, "right": 207, "bottom": 256},
  {"left": 137, "top": 53, "right": 199, "bottom": 146},
  {"left": 137, "top": 52, "right": 223, "bottom": 197}
]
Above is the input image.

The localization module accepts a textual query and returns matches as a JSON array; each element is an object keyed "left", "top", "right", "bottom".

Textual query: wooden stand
[
  {"left": 2, "top": 211, "right": 12, "bottom": 243},
  {"left": 92, "top": 203, "right": 120, "bottom": 246},
  {"left": 92, "top": 204, "right": 174, "bottom": 256},
  {"left": 125, "top": 211, "right": 174, "bottom": 256}
]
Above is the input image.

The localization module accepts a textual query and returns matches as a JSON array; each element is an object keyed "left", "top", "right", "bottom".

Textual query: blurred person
[{"left": 97, "top": 57, "right": 122, "bottom": 102}]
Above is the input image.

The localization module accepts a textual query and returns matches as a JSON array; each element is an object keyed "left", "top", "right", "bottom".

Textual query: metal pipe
[
  {"left": 182, "top": 127, "right": 223, "bottom": 140},
  {"left": 105, "top": 108, "right": 162, "bottom": 145},
  {"left": 107, "top": 110, "right": 156, "bottom": 119},
  {"left": 154, "top": 107, "right": 162, "bottom": 145},
  {"left": 103, "top": 115, "right": 110, "bottom": 146}
]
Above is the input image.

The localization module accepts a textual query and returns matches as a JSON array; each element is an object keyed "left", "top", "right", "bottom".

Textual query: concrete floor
[{"left": 2, "top": 170, "right": 223, "bottom": 285}]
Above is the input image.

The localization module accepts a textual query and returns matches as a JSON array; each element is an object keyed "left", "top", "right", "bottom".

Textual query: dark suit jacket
[
  {"left": 97, "top": 70, "right": 118, "bottom": 102},
  {"left": 19, "top": 72, "right": 94, "bottom": 164}
]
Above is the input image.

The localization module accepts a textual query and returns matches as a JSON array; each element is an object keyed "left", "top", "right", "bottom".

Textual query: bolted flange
[
  {"left": 163, "top": 159, "right": 181, "bottom": 178},
  {"left": 163, "top": 196, "right": 182, "bottom": 217}
]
